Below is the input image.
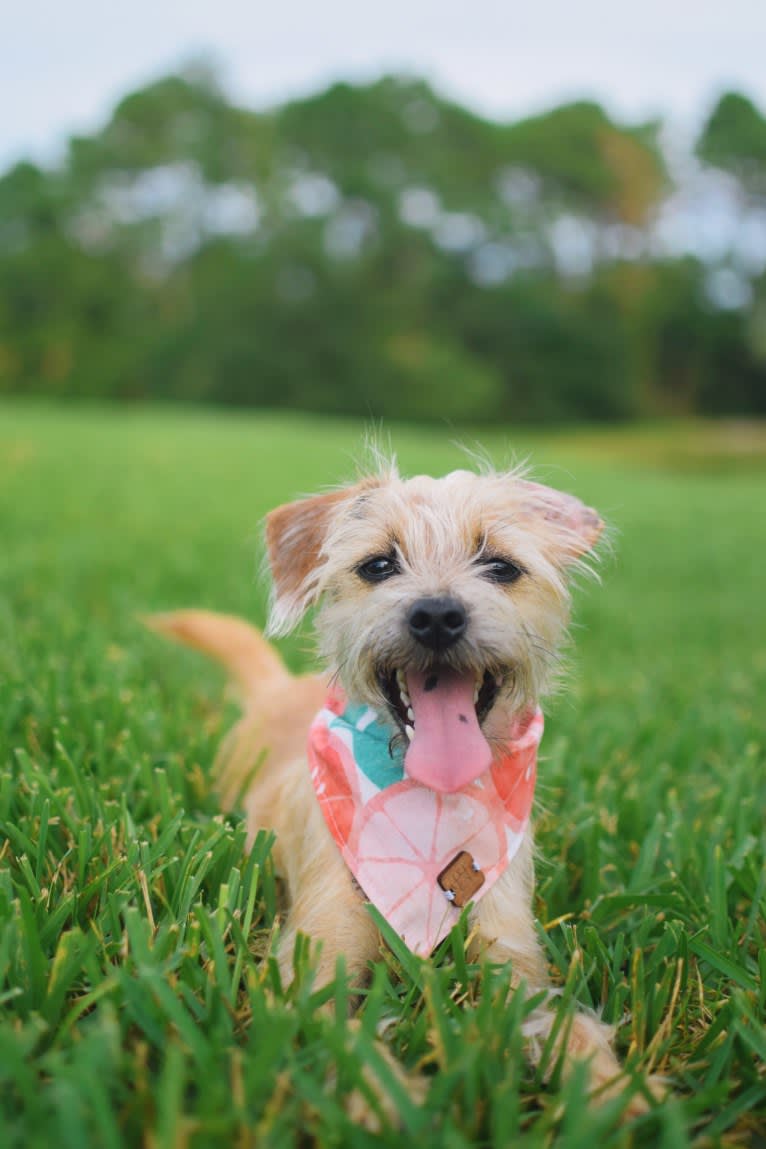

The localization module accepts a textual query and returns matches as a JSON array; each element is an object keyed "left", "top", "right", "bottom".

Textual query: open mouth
[
  {"left": 380, "top": 666, "right": 502, "bottom": 736},
  {"left": 378, "top": 665, "right": 505, "bottom": 792}
]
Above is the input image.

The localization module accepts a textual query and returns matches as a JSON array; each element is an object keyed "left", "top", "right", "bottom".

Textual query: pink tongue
[{"left": 404, "top": 668, "right": 492, "bottom": 793}]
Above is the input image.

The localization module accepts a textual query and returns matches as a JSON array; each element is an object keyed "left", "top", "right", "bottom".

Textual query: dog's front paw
[
  {"left": 588, "top": 1065, "right": 668, "bottom": 1120},
  {"left": 334, "top": 1019, "right": 427, "bottom": 1133}
]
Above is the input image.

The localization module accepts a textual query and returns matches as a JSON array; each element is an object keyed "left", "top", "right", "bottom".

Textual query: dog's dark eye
[
  {"left": 357, "top": 555, "right": 399, "bottom": 583},
  {"left": 480, "top": 557, "right": 524, "bottom": 584}
]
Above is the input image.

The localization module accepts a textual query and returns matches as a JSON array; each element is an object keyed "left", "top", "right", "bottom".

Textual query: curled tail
[{"left": 144, "top": 609, "right": 290, "bottom": 703}]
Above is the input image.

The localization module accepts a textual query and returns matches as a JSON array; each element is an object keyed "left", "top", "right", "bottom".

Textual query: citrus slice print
[
  {"left": 490, "top": 708, "right": 543, "bottom": 829},
  {"left": 307, "top": 712, "right": 360, "bottom": 849},
  {"left": 353, "top": 780, "right": 507, "bottom": 954},
  {"left": 324, "top": 685, "right": 346, "bottom": 717}
]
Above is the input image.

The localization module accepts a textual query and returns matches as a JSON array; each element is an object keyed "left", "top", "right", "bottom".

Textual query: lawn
[{"left": 0, "top": 401, "right": 764, "bottom": 1148}]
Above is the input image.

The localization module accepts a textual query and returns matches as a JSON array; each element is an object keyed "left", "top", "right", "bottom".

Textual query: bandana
[{"left": 307, "top": 687, "right": 543, "bottom": 955}]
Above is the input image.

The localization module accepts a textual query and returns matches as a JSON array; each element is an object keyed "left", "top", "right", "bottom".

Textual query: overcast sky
[{"left": 2, "top": 0, "right": 765, "bottom": 170}]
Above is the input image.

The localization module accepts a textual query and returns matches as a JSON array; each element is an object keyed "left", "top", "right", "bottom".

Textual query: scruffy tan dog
[{"left": 151, "top": 458, "right": 652, "bottom": 1115}]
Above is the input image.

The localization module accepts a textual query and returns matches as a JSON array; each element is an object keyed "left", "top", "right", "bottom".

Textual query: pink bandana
[{"left": 307, "top": 687, "right": 543, "bottom": 955}]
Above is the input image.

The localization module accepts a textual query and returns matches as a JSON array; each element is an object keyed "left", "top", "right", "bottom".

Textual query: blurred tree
[
  {"left": 697, "top": 91, "right": 766, "bottom": 193},
  {"left": 500, "top": 101, "right": 665, "bottom": 226},
  {"left": 0, "top": 69, "right": 763, "bottom": 420},
  {"left": 695, "top": 90, "right": 766, "bottom": 406}
]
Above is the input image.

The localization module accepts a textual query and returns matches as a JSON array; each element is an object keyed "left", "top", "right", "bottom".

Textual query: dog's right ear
[
  {"left": 264, "top": 487, "right": 357, "bottom": 636},
  {"left": 518, "top": 480, "right": 604, "bottom": 565}
]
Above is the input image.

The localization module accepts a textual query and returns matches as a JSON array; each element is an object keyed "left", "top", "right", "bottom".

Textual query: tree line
[{"left": 1, "top": 69, "right": 764, "bottom": 422}]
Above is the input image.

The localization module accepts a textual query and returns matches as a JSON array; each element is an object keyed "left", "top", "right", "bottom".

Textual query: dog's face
[{"left": 266, "top": 464, "right": 602, "bottom": 791}]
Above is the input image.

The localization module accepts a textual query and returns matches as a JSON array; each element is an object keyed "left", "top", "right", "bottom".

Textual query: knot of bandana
[{"left": 307, "top": 688, "right": 543, "bottom": 955}]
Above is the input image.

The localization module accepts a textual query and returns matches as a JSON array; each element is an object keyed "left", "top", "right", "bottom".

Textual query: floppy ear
[
  {"left": 519, "top": 480, "right": 604, "bottom": 563},
  {"left": 264, "top": 486, "right": 358, "bottom": 636}
]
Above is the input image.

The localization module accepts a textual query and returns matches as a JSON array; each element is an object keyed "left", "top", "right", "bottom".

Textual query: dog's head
[{"left": 265, "top": 462, "right": 602, "bottom": 791}]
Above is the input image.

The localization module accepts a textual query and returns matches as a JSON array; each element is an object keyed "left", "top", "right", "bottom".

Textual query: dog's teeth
[
  {"left": 395, "top": 668, "right": 411, "bottom": 707},
  {"left": 405, "top": 724, "right": 414, "bottom": 741},
  {"left": 495, "top": 674, "right": 503, "bottom": 687},
  {"left": 406, "top": 706, "right": 414, "bottom": 721},
  {"left": 473, "top": 683, "right": 480, "bottom": 703}
]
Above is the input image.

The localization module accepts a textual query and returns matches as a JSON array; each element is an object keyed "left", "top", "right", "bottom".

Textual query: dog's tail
[{"left": 143, "top": 609, "right": 290, "bottom": 702}]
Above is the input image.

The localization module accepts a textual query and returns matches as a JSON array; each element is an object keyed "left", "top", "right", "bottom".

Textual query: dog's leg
[
  {"left": 275, "top": 829, "right": 422, "bottom": 1130},
  {"left": 471, "top": 844, "right": 652, "bottom": 1116},
  {"left": 470, "top": 837, "right": 549, "bottom": 988},
  {"left": 276, "top": 873, "right": 381, "bottom": 993},
  {"left": 272, "top": 786, "right": 380, "bottom": 993}
]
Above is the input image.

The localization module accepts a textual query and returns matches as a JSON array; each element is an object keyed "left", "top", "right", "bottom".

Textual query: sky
[{"left": 2, "top": 0, "right": 765, "bottom": 171}]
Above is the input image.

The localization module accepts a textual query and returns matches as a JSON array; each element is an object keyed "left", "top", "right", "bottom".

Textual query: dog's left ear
[
  {"left": 519, "top": 480, "right": 604, "bottom": 564},
  {"left": 264, "top": 485, "right": 362, "bottom": 635}
]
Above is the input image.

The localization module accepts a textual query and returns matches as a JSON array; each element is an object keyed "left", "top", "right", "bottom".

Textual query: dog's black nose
[{"left": 407, "top": 596, "right": 467, "bottom": 651}]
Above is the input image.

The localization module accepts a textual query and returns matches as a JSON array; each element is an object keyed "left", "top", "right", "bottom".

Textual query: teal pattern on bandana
[{"left": 327, "top": 701, "right": 405, "bottom": 790}]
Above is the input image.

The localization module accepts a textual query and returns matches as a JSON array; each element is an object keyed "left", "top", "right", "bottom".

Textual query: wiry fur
[{"left": 150, "top": 460, "right": 659, "bottom": 1122}]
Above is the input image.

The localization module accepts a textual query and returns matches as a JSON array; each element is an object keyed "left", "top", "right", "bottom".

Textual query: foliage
[
  {"left": 0, "top": 71, "right": 765, "bottom": 421},
  {"left": 0, "top": 403, "right": 764, "bottom": 1146},
  {"left": 697, "top": 91, "right": 766, "bottom": 192}
]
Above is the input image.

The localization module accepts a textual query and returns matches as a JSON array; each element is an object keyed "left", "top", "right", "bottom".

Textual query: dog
[{"left": 149, "top": 456, "right": 655, "bottom": 1118}]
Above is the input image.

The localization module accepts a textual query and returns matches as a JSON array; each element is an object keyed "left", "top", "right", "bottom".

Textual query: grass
[{"left": 0, "top": 399, "right": 764, "bottom": 1148}]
